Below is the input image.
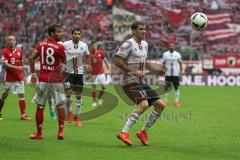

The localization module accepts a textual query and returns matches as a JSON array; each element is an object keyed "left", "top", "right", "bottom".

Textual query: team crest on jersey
[{"left": 74, "top": 44, "right": 78, "bottom": 49}]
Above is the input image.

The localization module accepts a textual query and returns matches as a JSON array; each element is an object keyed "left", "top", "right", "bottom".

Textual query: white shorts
[
  {"left": 3, "top": 81, "right": 25, "bottom": 94},
  {"left": 91, "top": 73, "right": 108, "bottom": 85},
  {"left": 31, "top": 82, "right": 66, "bottom": 107}
]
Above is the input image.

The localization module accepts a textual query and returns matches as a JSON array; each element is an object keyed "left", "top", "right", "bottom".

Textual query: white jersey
[
  {"left": 162, "top": 50, "right": 182, "bottom": 76},
  {"left": 116, "top": 38, "right": 148, "bottom": 84},
  {"left": 63, "top": 40, "right": 89, "bottom": 74}
]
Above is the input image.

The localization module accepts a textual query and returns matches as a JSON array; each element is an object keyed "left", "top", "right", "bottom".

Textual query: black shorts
[
  {"left": 65, "top": 73, "right": 83, "bottom": 92},
  {"left": 122, "top": 83, "right": 160, "bottom": 106},
  {"left": 165, "top": 76, "right": 180, "bottom": 89}
]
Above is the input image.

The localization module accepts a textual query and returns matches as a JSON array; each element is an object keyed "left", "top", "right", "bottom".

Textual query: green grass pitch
[{"left": 0, "top": 85, "right": 240, "bottom": 160}]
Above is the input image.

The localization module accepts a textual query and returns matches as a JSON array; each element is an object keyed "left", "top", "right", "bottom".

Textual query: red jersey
[
  {"left": 90, "top": 49, "right": 106, "bottom": 75},
  {"left": 1, "top": 48, "right": 24, "bottom": 82},
  {"left": 34, "top": 38, "right": 66, "bottom": 83}
]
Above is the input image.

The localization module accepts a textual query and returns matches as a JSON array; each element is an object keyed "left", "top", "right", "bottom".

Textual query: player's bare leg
[
  {"left": 117, "top": 100, "right": 149, "bottom": 146},
  {"left": 65, "top": 88, "right": 73, "bottom": 122},
  {"left": 18, "top": 93, "right": 31, "bottom": 120},
  {"left": 163, "top": 84, "right": 169, "bottom": 106},
  {"left": 91, "top": 84, "right": 98, "bottom": 107},
  {"left": 75, "top": 90, "right": 82, "bottom": 127},
  {"left": 0, "top": 91, "right": 9, "bottom": 120},
  {"left": 137, "top": 99, "right": 165, "bottom": 145},
  {"left": 174, "top": 86, "right": 181, "bottom": 107}
]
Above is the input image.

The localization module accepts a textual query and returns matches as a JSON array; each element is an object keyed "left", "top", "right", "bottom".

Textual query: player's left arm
[
  {"left": 178, "top": 53, "right": 183, "bottom": 79},
  {"left": 2, "top": 51, "right": 25, "bottom": 71},
  {"left": 29, "top": 50, "right": 39, "bottom": 87},
  {"left": 145, "top": 60, "right": 166, "bottom": 76},
  {"left": 104, "top": 58, "right": 110, "bottom": 73},
  {"left": 83, "top": 44, "right": 91, "bottom": 73},
  {"left": 145, "top": 43, "right": 165, "bottom": 76}
]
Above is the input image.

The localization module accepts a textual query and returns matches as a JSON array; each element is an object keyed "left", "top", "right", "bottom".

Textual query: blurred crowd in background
[{"left": 0, "top": 0, "right": 239, "bottom": 62}]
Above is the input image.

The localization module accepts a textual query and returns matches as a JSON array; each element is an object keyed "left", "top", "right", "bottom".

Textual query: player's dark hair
[
  {"left": 131, "top": 21, "right": 146, "bottom": 30},
  {"left": 48, "top": 24, "right": 62, "bottom": 36},
  {"left": 72, "top": 28, "right": 81, "bottom": 34},
  {"left": 91, "top": 41, "right": 97, "bottom": 45}
]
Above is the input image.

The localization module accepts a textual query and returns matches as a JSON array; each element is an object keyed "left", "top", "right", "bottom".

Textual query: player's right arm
[
  {"left": 2, "top": 51, "right": 24, "bottom": 71},
  {"left": 177, "top": 53, "right": 183, "bottom": 79},
  {"left": 29, "top": 47, "right": 39, "bottom": 87},
  {"left": 83, "top": 43, "right": 91, "bottom": 73},
  {"left": 2, "top": 61, "right": 25, "bottom": 71},
  {"left": 162, "top": 52, "right": 166, "bottom": 66},
  {"left": 59, "top": 45, "right": 67, "bottom": 75},
  {"left": 114, "top": 41, "right": 143, "bottom": 78}
]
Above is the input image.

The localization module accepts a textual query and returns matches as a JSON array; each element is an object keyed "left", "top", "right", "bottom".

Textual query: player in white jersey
[
  {"left": 162, "top": 43, "right": 183, "bottom": 106},
  {"left": 63, "top": 28, "right": 90, "bottom": 127},
  {"left": 114, "top": 21, "right": 166, "bottom": 146}
]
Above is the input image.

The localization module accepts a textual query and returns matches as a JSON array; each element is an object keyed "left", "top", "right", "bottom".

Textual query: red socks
[
  {"left": 36, "top": 107, "right": 44, "bottom": 134},
  {"left": 92, "top": 89, "right": 97, "bottom": 102},
  {"left": 19, "top": 98, "right": 26, "bottom": 115},
  {"left": 57, "top": 107, "right": 65, "bottom": 132}
]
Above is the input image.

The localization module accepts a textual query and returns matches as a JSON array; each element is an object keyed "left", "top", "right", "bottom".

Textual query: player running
[
  {"left": 114, "top": 21, "right": 166, "bottom": 146},
  {"left": 63, "top": 28, "right": 91, "bottom": 127},
  {"left": 90, "top": 42, "right": 110, "bottom": 107},
  {"left": 0, "top": 35, "right": 31, "bottom": 121},
  {"left": 29, "top": 24, "right": 66, "bottom": 140},
  {"left": 162, "top": 43, "right": 183, "bottom": 107}
]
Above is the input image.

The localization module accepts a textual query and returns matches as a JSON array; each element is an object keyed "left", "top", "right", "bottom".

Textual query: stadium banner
[
  {"left": 113, "top": 6, "right": 142, "bottom": 41},
  {"left": 110, "top": 74, "right": 240, "bottom": 86},
  {"left": 203, "top": 54, "right": 240, "bottom": 69},
  {"left": 212, "top": 54, "right": 240, "bottom": 68}
]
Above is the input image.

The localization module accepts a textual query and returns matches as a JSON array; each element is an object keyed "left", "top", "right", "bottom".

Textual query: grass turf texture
[{"left": 0, "top": 85, "right": 239, "bottom": 160}]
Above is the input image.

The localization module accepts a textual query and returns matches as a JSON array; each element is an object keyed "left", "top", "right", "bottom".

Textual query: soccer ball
[{"left": 191, "top": 12, "right": 208, "bottom": 30}]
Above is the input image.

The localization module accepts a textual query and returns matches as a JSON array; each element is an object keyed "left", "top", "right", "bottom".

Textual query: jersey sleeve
[
  {"left": 2, "top": 50, "right": 8, "bottom": 63},
  {"left": 145, "top": 42, "right": 149, "bottom": 58},
  {"left": 101, "top": 50, "right": 106, "bottom": 59},
  {"left": 63, "top": 42, "right": 68, "bottom": 51},
  {"left": 84, "top": 43, "right": 90, "bottom": 55},
  {"left": 162, "top": 52, "right": 167, "bottom": 62},
  {"left": 115, "top": 41, "right": 131, "bottom": 58},
  {"left": 19, "top": 49, "right": 23, "bottom": 63},
  {"left": 177, "top": 53, "right": 182, "bottom": 62},
  {"left": 34, "top": 42, "right": 41, "bottom": 55},
  {"left": 59, "top": 44, "right": 66, "bottom": 59}
]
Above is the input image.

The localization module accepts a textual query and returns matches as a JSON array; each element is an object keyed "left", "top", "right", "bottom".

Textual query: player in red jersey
[
  {"left": 29, "top": 24, "right": 66, "bottom": 140},
  {"left": 90, "top": 42, "right": 110, "bottom": 107},
  {"left": 0, "top": 35, "right": 31, "bottom": 121}
]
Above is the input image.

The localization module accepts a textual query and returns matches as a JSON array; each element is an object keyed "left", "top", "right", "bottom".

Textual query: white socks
[
  {"left": 65, "top": 97, "right": 72, "bottom": 114},
  {"left": 175, "top": 90, "right": 180, "bottom": 102},
  {"left": 142, "top": 110, "right": 160, "bottom": 132},
  {"left": 122, "top": 113, "right": 139, "bottom": 132},
  {"left": 163, "top": 90, "right": 180, "bottom": 102},
  {"left": 76, "top": 99, "right": 82, "bottom": 116}
]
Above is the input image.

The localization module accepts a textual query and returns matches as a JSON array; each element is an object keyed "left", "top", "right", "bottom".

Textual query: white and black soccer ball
[{"left": 191, "top": 12, "right": 208, "bottom": 31}]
